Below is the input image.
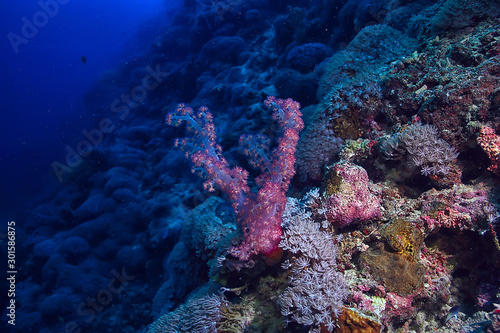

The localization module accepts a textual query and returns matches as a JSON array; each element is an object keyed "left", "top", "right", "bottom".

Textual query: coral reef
[
  {"left": 430, "top": 0, "right": 500, "bottom": 35},
  {"left": 477, "top": 125, "right": 500, "bottom": 175},
  {"left": 10, "top": 1, "right": 500, "bottom": 333}
]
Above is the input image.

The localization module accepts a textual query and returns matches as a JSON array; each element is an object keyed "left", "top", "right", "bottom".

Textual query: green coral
[{"left": 339, "top": 138, "right": 374, "bottom": 163}]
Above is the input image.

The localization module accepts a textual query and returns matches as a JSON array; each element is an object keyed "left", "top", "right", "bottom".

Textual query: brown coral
[
  {"left": 320, "top": 307, "right": 381, "bottom": 333},
  {"left": 360, "top": 243, "right": 425, "bottom": 296},
  {"left": 380, "top": 218, "right": 424, "bottom": 261},
  {"left": 333, "top": 109, "right": 363, "bottom": 140}
]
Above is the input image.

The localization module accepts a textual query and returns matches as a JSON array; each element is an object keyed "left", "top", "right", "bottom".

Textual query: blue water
[{"left": 0, "top": 0, "right": 180, "bottom": 215}]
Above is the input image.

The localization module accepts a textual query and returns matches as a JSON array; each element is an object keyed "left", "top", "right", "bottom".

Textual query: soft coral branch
[
  {"left": 166, "top": 104, "right": 249, "bottom": 204},
  {"left": 166, "top": 97, "right": 304, "bottom": 261}
]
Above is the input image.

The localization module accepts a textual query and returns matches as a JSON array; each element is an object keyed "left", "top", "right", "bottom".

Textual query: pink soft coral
[{"left": 166, "top": 97, "right": 303, "bottom": 261}]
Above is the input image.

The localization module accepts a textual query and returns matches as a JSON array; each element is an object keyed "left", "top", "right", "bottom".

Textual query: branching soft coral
[{"left": 166, "top": 96, "right": 303, "bottom": 262}]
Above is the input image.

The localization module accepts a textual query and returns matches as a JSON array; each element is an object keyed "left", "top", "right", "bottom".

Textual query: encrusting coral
[
  {"left": 325, "top": 307, "right": 382, "bottom": 333},
  {"left": 477, "top": 125, "right": 500, "bottom": 176},
  {"left": 360, "top": 243, "right": 426, "bottom": 296},
  {"left": 320, "top": 161, "right": 381, "bottom": 228},
  {"left": 380, "top": 218, "right": 424, "bottom": 261}
]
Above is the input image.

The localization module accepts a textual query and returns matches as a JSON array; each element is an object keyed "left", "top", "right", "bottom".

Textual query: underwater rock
[
  {"left": 322, "top": 161, "right": 381, "bottom": 227},
  {"left": 199, "top": 36, "right": 248, "bottom": 65},
  {"left": 274, "top": 69, "right": 318, "bottom": 106},
  {"left": 39, "top": 291, "right": 76, "bottom": 317},
  {"left": 73, "top": 191, "right": 115, "bottom": 222},
  {"left": 286, "top": 43, "right": 332, "bottom": 73},
  {"left": 59, "top": 236, "right": 90, "bottom": 261}
]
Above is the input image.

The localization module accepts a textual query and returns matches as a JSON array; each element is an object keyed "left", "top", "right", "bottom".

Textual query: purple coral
[
  {"left": 400, "top": 123, "right": 459, "bottom": 176},
  {"left": 382, "top": 122, "right": 459, "bottom": 177},
  {"left": 296, "top": 113, "right": 343, "bottom": 180},
  {"left": 323, "top": 161, "right": 381, "bottom": 227},
  {"left": 279, "top": 198, "right": 347, "bottom": 331},
  {"left": 148, "top": 293, "right": 226, "bottom": 333},
  {"left": 419, "top": 183, "right": 496, "bottom": 232}
]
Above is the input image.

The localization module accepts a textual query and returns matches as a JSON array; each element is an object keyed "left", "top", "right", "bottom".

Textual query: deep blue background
[{"left": 0, "top": 0, "right": 181, "bottom": 217}]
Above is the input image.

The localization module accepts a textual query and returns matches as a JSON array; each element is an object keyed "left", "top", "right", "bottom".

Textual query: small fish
[
  {"left": 81, "top": 56, "right": 86, "bottom": 64},
  {"left": 444, "top": 305, "right": 461, "bottom": 324}
]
